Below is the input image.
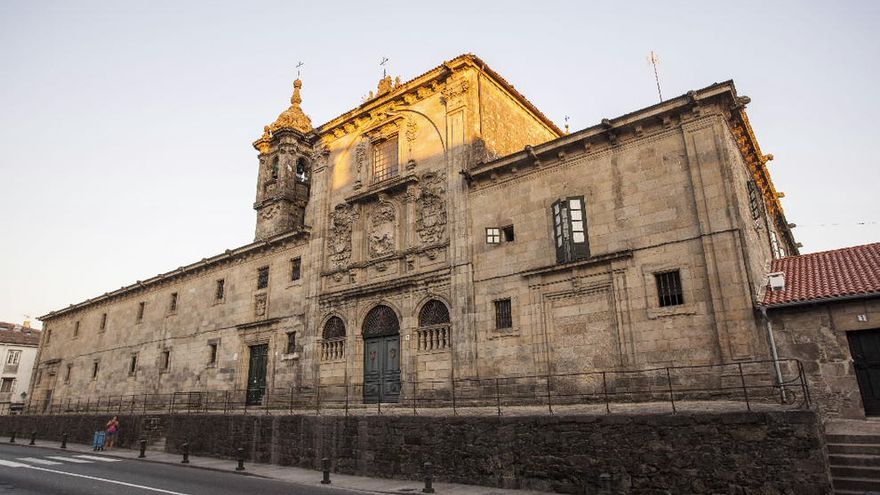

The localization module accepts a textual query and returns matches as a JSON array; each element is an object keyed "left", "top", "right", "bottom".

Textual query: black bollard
[
  {"left": 321, "top": 457, "right": 331, "bottom": 484},
  {"left": 138, "top": 439, "right": 147, "bottom": 458},
  {"left": 598, "top": 473, "right": 612, "bottom": 495},
  {"left": 9, "top": 431, "right": 15, "bottom": 443},
  {"left": 235, "top": 447, "right": 245, "bottom": 471},
  {"left": 181, "top": 441, "right": 190, "bottom": 464},
  {"left": 422, "top": 462, "right": 435, "bottom": 494},
  {"left": 61, "top": 433, "right": 67, "bottom": 449},
  {"left": 29, "top": 431, "right": 36, "bottom": 446}
]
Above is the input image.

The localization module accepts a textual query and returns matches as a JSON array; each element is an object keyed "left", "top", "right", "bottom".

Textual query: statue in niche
[
  {"left": 416, "top": 171, "right": 447, "bottom": 245},
  {"left": 328, "top": 203, "right": 355, "bottom": 270},
  {"left": 368, "top": 200, "right": 396, "bottom": 258}
]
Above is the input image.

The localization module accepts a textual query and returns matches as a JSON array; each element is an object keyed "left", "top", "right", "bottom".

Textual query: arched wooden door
[{"left": 363, "top": 305, "right": 401, "bottom": 404}]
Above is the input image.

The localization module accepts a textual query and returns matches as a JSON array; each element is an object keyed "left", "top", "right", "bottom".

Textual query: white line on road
[
  {"left": 73, "top": 454, "right": 122, "bottom": 462},
  {"left": 0, "top": 459, "right": 30, "bottom": 467},
  {"left": 45, "top": 456, "right": 93, "bottom": 463},
  {"left": 16, "top": 457, "right": 63, "bottom": 465},
  {"left": 22, "top": 465, "right": 194, "bottom": 495}
]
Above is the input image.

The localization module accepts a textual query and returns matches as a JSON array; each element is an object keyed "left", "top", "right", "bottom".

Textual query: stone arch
[
  {"left": 322, "top": 315, "right": 346, "bottom": 340},
  {"left": 362, "top": 304, "right": 400, "bottom": 339},
  {"left": 416, "top": 299, "right": 451, "bottom": 351},
  {"left": 418, "top": 299, "right": 450, "bottom": 327}
]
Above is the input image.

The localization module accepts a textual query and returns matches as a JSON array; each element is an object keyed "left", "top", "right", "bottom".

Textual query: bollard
[
  {"left": 181, "top": 441, "right": 190, "bottom": 464},
  {"left": 598, "top": 473, "right": 612, "bottom": 495},
  {"left": 29, "top": 431, "right": 36, "bottom": 446},
  {"left": 235, "top": 447, "right": 245, "bottom": 471},
  {"left": 9, "top": 431, "right": 15, "bottom": 443},
  {"left": 321, "top": 457, "right": 331, "bottom": 484},
  {"left": 61, "top": 433, "right": 68, "bottom": 449},
  {"left": 422, "top": 462, "right": 435, "bottom": 494},
  {"left": 138, "top": 439, "right": 147, "bottom": 458}
]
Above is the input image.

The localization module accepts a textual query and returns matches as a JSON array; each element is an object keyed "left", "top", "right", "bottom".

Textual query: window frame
[
  {"left": 137, "top": 302, "right": 145, "bottom": 322},
  {"left": 494, "top": 298, "right": 513, "bottom": 330},
  {"left": 0, "top": 378, "right": 14, "bottom": 393},
  {"left": 64, "top": 364, "right": 72, "bottom": 384},
  {"left": 371, "top": 136, "right": 400, "bottom": 182},
  {"left": 6, "top": 350, "right": 21, "bottom": 366},
  {"left": 655, "top": 270, "right": 685, "bottom": 307},
  {"left": 290, "top": 257, "right": 302, "bottom": 282},
  {"left": 128, "top": 353, "right": 138, "bottom": 376},
  {"left": 215, "top": 279, "right": 226, "bottom": 302},
  {"left": 161, "top": 350, "right": 171, "bottom": 372},
  {"left": 257, "top": 266, "right": 270, "bottom": 290},
  {"left": 91, "top": 361, "right": 99, "bottom": 380},
  {"left": 286, "top": 332, "right": 297, "bottom": 354},
  {"left": 207, "top": 342, "right": 218, "bottom": 366},
  {"left": 552, "top": 196, "right": 589, "bottom": 264},
  {"left": 168, "top": 292, "right": 178, "bottom": 314},
  {"left": 486, "top": 227, "right": 501, "bottom": 244}
]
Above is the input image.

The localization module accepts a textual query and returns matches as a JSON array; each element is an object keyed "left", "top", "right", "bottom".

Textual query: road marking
[
  {"left": 73, "top": 454, "right": 121, "bottom": 462},
  {"left": 23, "top": 465, "right": 193, "bottom": 495},
  {"left": 45, "top": 456, "right": 93, "bottom": 463},
  {"left": 17, "top": 457, "right": 63, "bottom": 465},
  {"left": 0, "top": 459, "right": 30, "bottom": 467}
]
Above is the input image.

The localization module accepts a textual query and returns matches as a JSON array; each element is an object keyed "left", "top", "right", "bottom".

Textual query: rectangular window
[
  {"left": 169, "top": 292, "right": 178, "bottom": 313},
  {"left": 137, "top": 302, "right": 145, "bottom": 322},
  {"left": 552, "top": 196, "right": 589, "bottom": 264},
  {"left": 747, "top": 180, "right": 762, "bottom": 221},
  {"left": 215, "top": 279, "right": 225, "bottom": 301},
  {"left": 0, "top": 378, "right": 13, "bottom": 393},
  {"left": 128, "top": 354, "right": 138, "bottom": 376},
  {"left": 656, "top": 270, "right": 684, "bottom": 307},
  {"left": 372, "top": 137, "right": 399, "bottom": 182},
  {"left": 91, "top": 362, "right": 99, "bottom": 380},
  {"left": 257, "top": 266, "right": 269, "bottom": 290},
  {"left": 64, "top": 364, "right": 72, "bottom": 384},
  {"left": 208, "top": 343, "right": 218, "bottom": 366},
  {"left": 74, "top": 321, "right": 80, "bottom": 338},
  {"left": 286, "top": 332, "right": 297, "bottom": 354},
  {"left": 100, "top": 313, "right": 107, "bottom": 331},
  {"left": 486, "top": 227, "right": 501, "bottom": 244},
  {"left": 6, "top": 350, "right": 21, "bottom": 365},
  {"left": 290, "top": 257, "right": 302, "bottom": 281},
  {"left": 494, "top": 299, "right": 513, "bottom": 329},
  {"left": 161, "top": 350, "right": 171, "bottom": 371},
  {"left": 502, "top": 225, "right": 515, "bottom": 242}
]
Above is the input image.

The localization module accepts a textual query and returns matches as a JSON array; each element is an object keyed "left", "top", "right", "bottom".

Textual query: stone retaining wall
[{"left": 0, "top": 410, "right": 831, "bottom": 494}]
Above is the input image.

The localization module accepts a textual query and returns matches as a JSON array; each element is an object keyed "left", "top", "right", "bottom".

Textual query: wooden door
[
  {"left": 848, "top": 329, "right": 880, "bottom": 416},
  {"left": 246, "top": 344, "right": 268, "bottom": 406},
  {"left": 363, "top": 336, "right": 401, "bottom": 404}
]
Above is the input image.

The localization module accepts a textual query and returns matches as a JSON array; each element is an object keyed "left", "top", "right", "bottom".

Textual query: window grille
[
  {"left": 215, "top": 279, "right": 225, "bottom": 301},
  {"left": 362, "top": 305, "right": 400, "bottom": 338},
  {"left": 486, "top": 227, "right": 501, "bottom": 244},
  {"left": 372, "top": 138, "right": 399, "bottom": 182},
  {"left": 418, "top": 300, "right": 451, "bottom": 351},
  {"left": 494, "top": 299, "right": 513, "bottom": 329},
  {"left": 747, "top": 180, "right": 762, "bottom": 221},
  {"left": 257, "top": 266, "right": 269, "bottom": 289},
  {"left": 291, "top": 257, "right": 302, "bottom": 281},
  {"left": 655, "top": 270, "right": 684, "bottom": 307}
]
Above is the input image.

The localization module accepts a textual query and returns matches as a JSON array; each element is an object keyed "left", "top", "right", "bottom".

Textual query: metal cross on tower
[
  {"left": 380, "top": 57, "right": 390, "bottom": 77},
  {"left": 296, "top": 61, "right": 304, "bottom": 79}
]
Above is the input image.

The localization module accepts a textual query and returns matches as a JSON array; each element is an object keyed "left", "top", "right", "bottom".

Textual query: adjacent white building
[{"left": 0, "top": 322, "right": 40, "bottom": 412}]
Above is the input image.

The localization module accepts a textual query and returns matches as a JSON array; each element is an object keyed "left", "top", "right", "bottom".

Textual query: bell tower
[{"left": 252, "top": 79, "right": 314, "bottom": 241}]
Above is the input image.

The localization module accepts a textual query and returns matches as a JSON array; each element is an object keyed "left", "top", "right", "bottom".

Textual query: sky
[{"left": 1, "top": 0, "right": 878, "bottom": 327}]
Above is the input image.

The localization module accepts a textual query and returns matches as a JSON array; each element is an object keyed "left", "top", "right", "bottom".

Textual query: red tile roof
[
  {"left": 0, "top": 323, "right": 41, "bottom": 346},
  {"left": 761, "top": 243, "right": 880, "bottom": 307}
]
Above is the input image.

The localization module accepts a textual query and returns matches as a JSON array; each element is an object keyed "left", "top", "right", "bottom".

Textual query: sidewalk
[{"left": 17, "top": 439, "right": 551, "bottom": 495}]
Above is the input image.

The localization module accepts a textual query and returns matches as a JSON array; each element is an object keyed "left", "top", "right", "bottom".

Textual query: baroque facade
[{"left": 34, "top": 54, "right": 799, "bottom": 409}]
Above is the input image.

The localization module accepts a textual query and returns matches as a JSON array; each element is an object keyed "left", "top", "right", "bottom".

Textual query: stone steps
[{"left": 827, "top": 432, "right": 880, "bottom": 494}]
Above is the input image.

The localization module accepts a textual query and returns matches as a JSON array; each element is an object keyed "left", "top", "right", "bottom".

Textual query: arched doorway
[{"left": 362, "top": 305, "right": 401, "bottom": 404}]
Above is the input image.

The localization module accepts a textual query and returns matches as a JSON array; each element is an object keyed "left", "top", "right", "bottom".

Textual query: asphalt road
[{"left": 0, "top": 443, "right": 346, "bottom": 495}]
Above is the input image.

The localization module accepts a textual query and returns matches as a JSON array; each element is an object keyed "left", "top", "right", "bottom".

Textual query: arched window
[
  {"left": 362, "top": 305, "right": 399, "bottom": 338},
  {"left": 321, "top": 316, "right": 345, "bottom": 361},
  {"left": 295, "top": 157, "right": 309, "bottom": 183},
  {"left": 417, "top": 299, "right": 451, "bottom": 351}
]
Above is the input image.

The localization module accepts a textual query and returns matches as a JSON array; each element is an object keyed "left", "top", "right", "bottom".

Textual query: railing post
[
  {"left": 546, "top": 373, "right": 553, "bottom": 414},
  {"left": 344, "top": 382, "right": 350, "bottom": 417},
  {"left": 412, "top": 379, "right": 418, "bottom": 416},
  {"left": 223, "top": 390, "right": 229, "bottom": 415},
  {"left": 451, "top": 377, "right": 457, "bottom": 416},
  {"left": 315, "top": 385, "right": 321, "bottom": 416},
  {"left": 665, "top": 368, "right": 676, "bottom": 414},
  {"left": 289, "top": 386, "right": 294, "bottom": 414},
  {"left": 738, "top": 362, "right": 751, "bottom": 412},
  {"left": 139, "top": 438, "right": 147, "bottom": 458},
  {"left": 495, "top": 378, "right": 501, "bottom": 416},
  {"left": 321, "top": 457, "right": 331, "bottom": 484},
  {"left": 422, "top": 461, "right": 435, "bottom": 493},
  {"left": 602, "top": 371, "right": 610, "bottom": 414},
  {"left": 236, "top": 447, "right": 246, "bottom": 471}
]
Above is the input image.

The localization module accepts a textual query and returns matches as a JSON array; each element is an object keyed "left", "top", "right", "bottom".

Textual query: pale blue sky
[{"left": 1, "top": 0, "right": 878, "bottom": 326}]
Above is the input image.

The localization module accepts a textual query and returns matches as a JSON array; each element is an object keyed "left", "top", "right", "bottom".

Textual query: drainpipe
[{"left": 760, "top": 306, "right": 787, "bottom": 402}]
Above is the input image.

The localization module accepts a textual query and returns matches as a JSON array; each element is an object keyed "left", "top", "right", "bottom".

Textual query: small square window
[
  {"left": 494, "top": 299, "right": 513, "bottom": 329},
  {"left": 502, "top": 225, "right": 515, "bottom": 242},
  {"left": 257, "top": 266, "right": 269, "bottom": 290},
  {"left": 137, "top": 302, "right": 145, "bottom": 322},
  {"left": 486, "top": 227, "right": 501, "bottom": 244},
  {"left": 286, "top": 332, "right": 297, "bottom": 354},
  {"left": 215, "top": 279, "right": 225, "bottom": 301},
  {"left": 655, "top": 270, "right": 684, "bottom": 307},
  {"left": 291, "top": 257, "right": 302, "bottom": 281},
  {"left": 6, "top": 350, "right": 21, "bottom": 365},
  {"left": 169, "top": 292, "right": 178, "bottom": 313}
]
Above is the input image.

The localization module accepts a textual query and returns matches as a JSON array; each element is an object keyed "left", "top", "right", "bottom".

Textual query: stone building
[
  {"left": 33, "top": 54, "right": 799, "bottom": 409},
  {"left": 0, "top": 322, "right": 40, "bottom": 412}
]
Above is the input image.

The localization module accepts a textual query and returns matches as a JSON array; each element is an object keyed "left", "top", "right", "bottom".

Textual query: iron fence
[{"left": 18, "top": 358, "right": 811, "bottom": 416}]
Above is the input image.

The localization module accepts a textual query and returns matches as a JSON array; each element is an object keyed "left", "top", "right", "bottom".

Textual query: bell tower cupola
[{"left": 252, "top": 78, "right": 314, "bottom": 241}]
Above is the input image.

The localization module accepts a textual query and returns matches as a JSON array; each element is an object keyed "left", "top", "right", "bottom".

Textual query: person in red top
[{"left": 105, "top": 416, "right": 119, "bottom": 450}]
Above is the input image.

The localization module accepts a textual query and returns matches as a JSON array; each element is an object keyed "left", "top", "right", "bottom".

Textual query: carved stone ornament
[
  {"left": 368, "top": 200, "right": 397, "bottom": 258},
  {"left": 441, "top": 79, "right": 470, "bottom": 108},
  {"left": 309, "top": 145, "right": 330, "bottom": 171},
  {"left": 416, "top": 171, "right": 447, "bottom": 245},
  {"left": 328, "top": 203, "right": 356, "bottom": 270},
  {"left": 355, "top": 138, "right": 369, "bottom": 176},
  {"left": 254, "top": 294, "right": 268, "bottom": 317},
  {"left": 260, "top": 203, "right": 279, "bottom": 220}
]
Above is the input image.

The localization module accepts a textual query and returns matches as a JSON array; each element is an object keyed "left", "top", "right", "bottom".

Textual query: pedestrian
[{"left": 105, "top": 416, "right": 119, "bottom": 450}]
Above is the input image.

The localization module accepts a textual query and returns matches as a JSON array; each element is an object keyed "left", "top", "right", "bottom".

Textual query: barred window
[
  {"left": 257, "top": 266, "right": 269, "bottom": 290},
  {"left": 494, "top": 299, "right": 512, "bottom": 329},
  {"left": 486, "top": 227, "right": 501, "bottom": 244},
  {"left": 655, "top": 270, "right": 684, "bottom": 307},
  {"left": 419, "top": 300, "right": 450, "bottom": 327},
  {"left": 286, "top": 332, "right": 297, "bottom": 354},
  {"left": 372, "top": 138, "right": 399, "bottom": 182},
  {"left": 747, "top": 180, "right": 763, "bottom": 221},
  {"left": 291, "top": 257, "right": 302, "bottom": 281},
  {"left": 322, "top": 317, "right": 346, "bottom": 340}
]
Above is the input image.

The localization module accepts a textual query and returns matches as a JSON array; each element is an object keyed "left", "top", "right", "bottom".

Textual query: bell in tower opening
[{"left": 251, "top": 79, "right": 314, "bottom": 241}]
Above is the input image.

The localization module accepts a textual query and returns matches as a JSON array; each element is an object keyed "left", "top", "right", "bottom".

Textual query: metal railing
[{"left": 19, "top": 358, "right": 811, "bottom": 416}]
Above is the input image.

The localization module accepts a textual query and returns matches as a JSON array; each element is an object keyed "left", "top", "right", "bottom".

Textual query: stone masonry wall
[{"left": 0, "top": 410, "right": 830, "bottom": 494}]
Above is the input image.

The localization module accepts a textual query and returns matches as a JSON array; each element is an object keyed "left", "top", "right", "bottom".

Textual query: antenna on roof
[
  {"left": 380, "top": 57, "right": 390, "bottom": 77},
  {"left": 295, "top": 61, "right": 304, "bottom": 79},
  {"left": 646, "top": 51, "right": 663, "bottom": 103}
]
